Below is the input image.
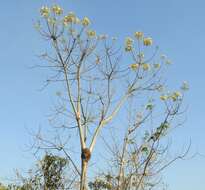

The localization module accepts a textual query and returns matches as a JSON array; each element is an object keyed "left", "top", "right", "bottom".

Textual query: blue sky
[{"left": 0, "top": 0, "right": 204, "bottom": 189}]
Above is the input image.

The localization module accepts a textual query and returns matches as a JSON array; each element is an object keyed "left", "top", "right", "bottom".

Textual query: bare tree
[
  {"left": 89, "top": 96, "right": 189, "bottom": 190},
  {"left": 32, "top": 5, "right": 189, "bottom": 190}
]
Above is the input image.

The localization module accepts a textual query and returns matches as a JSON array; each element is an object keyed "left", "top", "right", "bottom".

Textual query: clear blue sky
[{"left": 0, "top": 0, "right": 204, "bottom": 189}]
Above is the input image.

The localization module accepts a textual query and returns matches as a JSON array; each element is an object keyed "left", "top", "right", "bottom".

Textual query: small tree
[
  {"left": 88, "top": 116, "right": 189, "bottom": 190},
  {"left": 33, "top": 4, "right": 189, "bottom": 190},
  {"left": 5, "top": 154, "right": 69, "bottom": 190},
  {"left": 41, "top": 154, "right": 68, "bottom": 189}
]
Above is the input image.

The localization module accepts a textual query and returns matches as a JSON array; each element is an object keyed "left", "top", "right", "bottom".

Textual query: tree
[
  {"left": 32, "top": 4, "right": 189, "bottom": 190},
  {"left": 3, "top": 154, "right": 69, "bottom": 190},
  {"left": 88, "top": 119, "right": 189, "bottom": 190}
]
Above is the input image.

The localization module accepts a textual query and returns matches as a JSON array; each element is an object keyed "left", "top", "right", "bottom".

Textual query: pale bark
[
  {"left": 80, "top": 160, "right": 88, "bottom": 190},
  {"left": 117, "top": 135, "right": 128, "bottom": 190}
]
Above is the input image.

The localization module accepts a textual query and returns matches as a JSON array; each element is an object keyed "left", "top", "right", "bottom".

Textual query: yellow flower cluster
[
  {"left": 87, "top": 30, "right": 96, "bottom": 38},
  {"left": 171, "top": 91, "right": 181, "bottom": 101},
  {"left": 134, "top": 31, "right": 143, "bottom": 40},
  {"left": 143, "top": 37, "right": 153, "bottom": 46},
  {"left": 125, "top": 32, "right": 153, "bottom": 51},
  {"left": 142, "top": 63, "right": 150, "bottom": 71},
  {"left": 125, "top": 37, "right": 133, "bottom": 52},
  {"left": 130, "top": 62, "right": 150, "bottom": 71},
  {"left": 160, "top": 91, "right": 181, "bottom": 101},
  {"left": 130, "top": 63, "right": 139, "bottom": 70},
  {"left": 40, "top": 6, "right": 50, "bottom": 18},
  {"left": 82, "top": 17, "right": 91, "bottom": 26},
  {"left": 63, "top": 12, "right": 77, "bottom": 25},
  {"left": 160, "top": 95, "right": 168, "bottom": 101},
  {"left": 52, "top": 5, "right": 63, "bottom": 15},
  {"left": 126, "top": 37, "right": 133, "bottom": 45}
]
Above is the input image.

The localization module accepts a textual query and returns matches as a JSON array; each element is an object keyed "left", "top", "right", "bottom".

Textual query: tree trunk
[
  {"left": 117, "top": 135, "right": 128, "bottom": 190},
  {"left": 80, "top": 160, "right": 88, "bottom": 190}
]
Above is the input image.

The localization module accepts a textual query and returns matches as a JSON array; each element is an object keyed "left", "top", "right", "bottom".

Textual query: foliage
[{"left": 3, "top": 154, "right": 68, "bottom": 190}]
